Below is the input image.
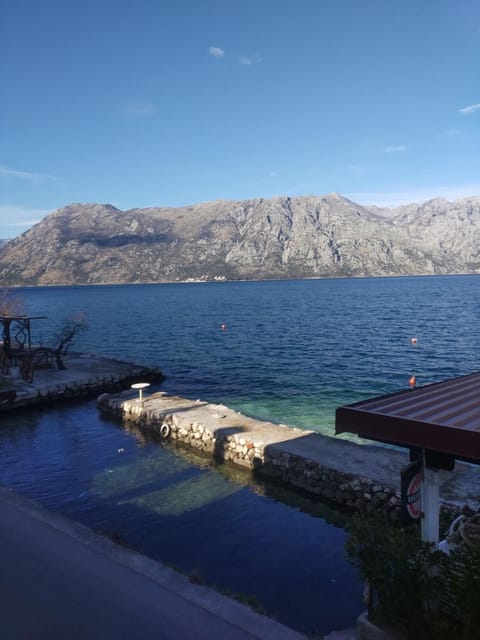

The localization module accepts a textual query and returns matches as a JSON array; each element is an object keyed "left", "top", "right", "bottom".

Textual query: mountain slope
[{"left": 0, "top": 194, "right": 479, "bottom": 285}]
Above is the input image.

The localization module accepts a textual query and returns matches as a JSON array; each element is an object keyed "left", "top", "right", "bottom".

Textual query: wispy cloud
[
  {"left": 444, "top": 127, "right": 461, "bottom": 136},
  {"left": 383, "top": 145, "right": 406, "bottom": 154},
  {"left": 0, "top": 205, "right": 52, "bottom": 237},
  {"left": 239, "top": 54, "right": 262, "bottom": 65},
  {"left": 208, "top": 46, "right": 225, "bottom": 58},
  {"left": 458, "top": 103, "right": 480, "bottom": 115},
  {"left": 124, "top": 101, "right": 156, "bottom": 116},
  {"left": 344, "top": 164, "right": 366, "bottom": 175},
  {"left": 0, "top": 165, "right": 56, "bottom": 184},
  {"left": 346, "top": 184, "right": 480, "bottom": 208},
  {"left": 258, "top": 170, "right": 278, "bottom": 185}
]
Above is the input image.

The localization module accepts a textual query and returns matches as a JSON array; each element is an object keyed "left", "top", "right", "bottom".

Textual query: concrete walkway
[
  {"left": 0, "top": 488, "right": 307, "bottom": 640},
  {"left": 0, "top": 352, "right": 160, "bottom": 410}
]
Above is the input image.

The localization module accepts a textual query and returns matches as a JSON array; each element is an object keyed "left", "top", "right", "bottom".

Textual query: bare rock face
[{"left": 0, "top": 194, "right": 479, "bottom": 285}]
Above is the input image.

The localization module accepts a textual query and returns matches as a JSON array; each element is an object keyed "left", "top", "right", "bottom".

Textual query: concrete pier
[
  {"left": 98, "top": 390, "right": 480, "bottom": 518},
  {"left": 0, "top": 352, "right": 161, "bottom": 411}
]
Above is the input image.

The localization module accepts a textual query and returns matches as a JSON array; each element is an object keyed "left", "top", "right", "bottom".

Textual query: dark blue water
[
  {"left": 0, "top": 401, "right": 360, "bottom": 635},
  {"left": 1, "top": 275, "right": 480, "bottom": 634},
  {"left": 15, "top": 275, "right": 480, "bottom": 434}
]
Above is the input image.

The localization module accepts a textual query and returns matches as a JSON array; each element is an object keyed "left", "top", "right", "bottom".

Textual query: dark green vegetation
[{"left": 346, "top": 513, "right": 480, "bottom": 639}]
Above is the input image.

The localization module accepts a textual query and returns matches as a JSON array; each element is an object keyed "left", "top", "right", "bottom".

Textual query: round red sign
[{"left": 406, "top": 472, "right": 422, "bottom": 519}]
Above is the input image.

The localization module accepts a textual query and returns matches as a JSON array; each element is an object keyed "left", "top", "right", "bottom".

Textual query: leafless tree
[{"left": 53, "top": 313, "right": 88, "bottom": 369}]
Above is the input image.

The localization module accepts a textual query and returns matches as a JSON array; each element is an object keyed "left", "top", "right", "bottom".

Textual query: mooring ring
[{"left": 160, "top": 423, "right": 171, "bottom": 438}]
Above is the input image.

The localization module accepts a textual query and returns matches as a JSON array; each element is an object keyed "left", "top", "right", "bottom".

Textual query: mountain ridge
[{"left": 1, "top": 193, "right": 479, "bottom": 285}]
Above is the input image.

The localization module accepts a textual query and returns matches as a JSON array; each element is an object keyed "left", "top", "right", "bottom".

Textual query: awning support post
[{"left": 421, "top": 466, "right": 440, "bottom": 544}]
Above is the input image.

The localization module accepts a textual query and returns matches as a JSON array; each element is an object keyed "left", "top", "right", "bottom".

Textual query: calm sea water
[
  {"left": 1, "top": 275, "right": 479, "bottom": 634},
  {"left": 15, "top": 275, "right": 480, "bottom": 434}
]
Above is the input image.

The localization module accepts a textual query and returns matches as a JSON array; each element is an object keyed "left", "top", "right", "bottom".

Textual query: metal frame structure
[
  {"left": 336, "top": 372, "right": 480, "bottom": 543},
  {"left": 0, "top": 315, "right": 47, "bottom": 381}
]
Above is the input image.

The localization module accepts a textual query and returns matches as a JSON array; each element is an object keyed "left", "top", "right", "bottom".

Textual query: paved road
[{"left": 0, "top": 489, "right": 306, "bottom": 640}]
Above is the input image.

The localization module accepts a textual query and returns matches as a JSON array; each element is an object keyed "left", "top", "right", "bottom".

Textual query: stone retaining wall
[
  {"left": 260, "top": 450, "right": 403, "bottom": 520},
  {"left": 2, "top": 366, "right": 161, "bottom": 411}
]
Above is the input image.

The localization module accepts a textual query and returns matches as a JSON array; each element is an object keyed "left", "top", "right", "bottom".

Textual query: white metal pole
[{"left": 421, "top": 466, "right": 440, "bottom": 543}]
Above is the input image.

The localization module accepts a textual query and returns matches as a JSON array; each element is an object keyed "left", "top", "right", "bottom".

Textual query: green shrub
[
  {"left": 438, "top": 543, "right": 480, "bottom": 638},
  {"left": 345, "top": 512, "right": 480, "bottom": 639}
]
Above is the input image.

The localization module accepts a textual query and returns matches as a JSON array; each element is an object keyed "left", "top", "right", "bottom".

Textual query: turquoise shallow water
[{"left": 1, "top": 275, "right": 479, "bottom": 633}]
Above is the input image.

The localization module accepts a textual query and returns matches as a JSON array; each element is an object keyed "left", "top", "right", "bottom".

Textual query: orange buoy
[{"left": 409, "top": 375, "right": 416, "bottom": 388}]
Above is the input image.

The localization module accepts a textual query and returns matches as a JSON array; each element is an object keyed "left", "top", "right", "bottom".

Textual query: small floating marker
[
  {"left": 411, "top": 337, "right": 417, "bottom": 344},
  {"left": 131, "top": 382, "right": 150, "bottom": 401},
  {"left": 220, "top": 323, "right": 227, "bottom": 331},
  {"left": 409, "top": 375, "right": 416, "bottom": 389}
]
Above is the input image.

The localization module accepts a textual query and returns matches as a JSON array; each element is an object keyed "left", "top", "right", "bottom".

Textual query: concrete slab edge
[
  {"left": 356, "top": 612, "right": 405, "bottom": 640},
  {"left": 0, "top": 487, "right": 307, "bottom": 640}
]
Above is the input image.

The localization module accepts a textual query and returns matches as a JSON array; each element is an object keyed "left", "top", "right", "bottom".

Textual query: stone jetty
[
  {"left": 0, "top": 352, "right": 161, "bottom": 411},
  {"left": 98, "top": 390, "right": 480, "bottom": 518}
]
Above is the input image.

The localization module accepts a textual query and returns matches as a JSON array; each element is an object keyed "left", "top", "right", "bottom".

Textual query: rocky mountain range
[{"left": 1, "top": 193, "right": 479, "bottom": 286}]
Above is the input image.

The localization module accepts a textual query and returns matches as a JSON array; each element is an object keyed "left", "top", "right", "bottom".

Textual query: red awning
[{"left": 335, "top": 372, "right": 480, "bottom": 464}]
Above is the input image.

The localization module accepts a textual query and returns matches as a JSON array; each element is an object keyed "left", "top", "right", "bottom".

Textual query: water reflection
[{"left": 0, "top": 400, "right": 363, "bottom": 635}]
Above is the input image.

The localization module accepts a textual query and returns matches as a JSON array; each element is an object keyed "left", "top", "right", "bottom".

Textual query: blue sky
[{"left": 1, "top": 0, "right": 479, "bottom": 238}]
